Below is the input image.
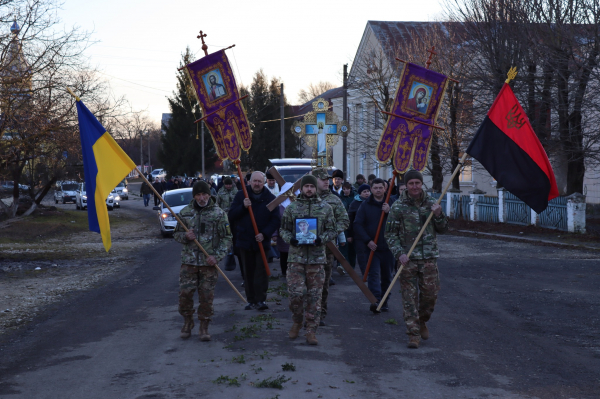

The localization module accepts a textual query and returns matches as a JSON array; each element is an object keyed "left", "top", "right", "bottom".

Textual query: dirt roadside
[{"left": 0, "top": 195, "right": 161, "bottom": 336}]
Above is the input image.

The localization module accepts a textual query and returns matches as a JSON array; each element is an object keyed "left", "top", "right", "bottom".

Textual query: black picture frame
[{"left": 294, "top": 217, "right": 318, "bottom": 245}]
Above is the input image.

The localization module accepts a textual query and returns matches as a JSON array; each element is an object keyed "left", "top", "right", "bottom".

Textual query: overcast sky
[{"left": 59, "top": 0, "right": 444, "bottom": 123}]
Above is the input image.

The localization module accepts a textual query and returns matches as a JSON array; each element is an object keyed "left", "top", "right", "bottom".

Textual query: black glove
[
  {"left": 314, "top": 237, "right": 322, "bottom": 246},
  {"left": 290, "top": 238, "right": 299, "bottom": 246}
]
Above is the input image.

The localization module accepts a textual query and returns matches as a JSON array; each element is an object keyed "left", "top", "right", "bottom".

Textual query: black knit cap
[
  {"left": 223, "top": 178, "right": 233, "bottom": 185},
  {"left": 404, "top": 170, "right": 424, "bottom": 184},
  {"left": 301, "top": 174, "right": 318, "bottom": 188},
  {"left": 193, "top": 181, "right": 211, "bottom": 196}
]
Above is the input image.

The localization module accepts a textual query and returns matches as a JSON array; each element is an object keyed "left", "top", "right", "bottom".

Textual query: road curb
[{"left": 452, "top": 229, "right": 600, "bottom": 251}]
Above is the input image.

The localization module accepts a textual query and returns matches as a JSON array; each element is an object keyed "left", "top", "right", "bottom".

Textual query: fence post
[
  {"left": 498, "top": 188, "right": 506, "bottom": 223},
  {"left": 447, "top": 188, "right": 460, "bottom": 219},
  {"left": 530, "top": 208, "right": 538, "bottom": 226},
  {"left": 566, "top": 193, "right": 586, "bottom": 233},
  {"left": 469, "top": 189, "right": 486, "bottom": 221}
]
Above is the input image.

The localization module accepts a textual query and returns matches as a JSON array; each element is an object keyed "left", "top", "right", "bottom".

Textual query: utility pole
[
  {"left": 201, "top": 121, "right": 205, "bottom": 178},
  {"left": 343, "top": 64, "right": 348, "bottom": 174},
  {"left": 140, "top": 131, "right": 143, "bottom": 176},
  {"left": 147, "top": 131, "right": 151, "bottom": 171},
  {"left": 280, "top": 83, "right": 285, "bottom": 158}
]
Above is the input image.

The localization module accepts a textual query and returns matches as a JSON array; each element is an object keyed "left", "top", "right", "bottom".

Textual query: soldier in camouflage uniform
[
  {"left": 216, "top": 177, "right": 238, "bottom": 213},
  {"left": 173, "top": 181, "right": 232, "bottom": 341},
  {"left": 312, "top": 168, "right": 350, "bottom": 325},
  {"left": 385, "top": 170, "right": 448, "bottom": 349},
  {"left": 280, "top": 174, "right": 337, "bottom": 345}
]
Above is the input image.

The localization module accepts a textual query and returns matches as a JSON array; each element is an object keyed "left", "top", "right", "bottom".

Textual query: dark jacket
[
  {"left": 347, "top": 194, "right": 367, "bottom": 239},
  {"left": 228, "top": 188, "right": 280, "bottom": 251},
  {"left": 339, "top": 190, "right": 355, "bottom": 211},
  {"left": 353, "top": 195, "right": 390, "bottom": 251},
  {"left": 273, "top": 205, "right": 290, "bottom": 253},
  {"left": 152, "top": 181, "right": 163, "bottom": 195}
]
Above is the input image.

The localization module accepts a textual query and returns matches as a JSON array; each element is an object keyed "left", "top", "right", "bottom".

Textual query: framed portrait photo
[{"left": 295, "top": 217, "right": 318, "bottom": 245}]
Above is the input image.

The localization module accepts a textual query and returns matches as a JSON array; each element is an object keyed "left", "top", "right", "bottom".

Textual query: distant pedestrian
[
  {"left": 353, "top": 174, "right": 366, "bottom": 191},
  {"left": 140, "top": 180, "right": 153, "bottom": 207},
  {"left": 152, "top": 178, "right": 163, "bottom": 207},
  {"left": 347, "top": 184, "right": 370, "bottom": 269}
]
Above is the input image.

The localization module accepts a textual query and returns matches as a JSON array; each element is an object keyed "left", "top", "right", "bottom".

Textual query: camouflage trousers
[
  {"left": 287, "top": 262, "right": 325, "bottom": 334},
  {"left": 320, "top": 254, "right": 334, "bottom": 321},
  {"left": 179, "top": 264, "right": 218, "bottom": 321},
  {"left": 399, "top": 259, "right": 440, "bottom": 336}
]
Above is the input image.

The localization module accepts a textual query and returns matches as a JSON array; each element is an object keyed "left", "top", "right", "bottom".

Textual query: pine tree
[
  {"left": 158, "top": 48, "right": 216, "bottom": 177},
  {"left": 241, "top": 70, "right": 302, "bottom": 171}
]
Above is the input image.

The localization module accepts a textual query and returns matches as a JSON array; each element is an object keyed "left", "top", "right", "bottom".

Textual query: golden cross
[{"left": 197, "top": 30, "right": 208, "bottom": 56}]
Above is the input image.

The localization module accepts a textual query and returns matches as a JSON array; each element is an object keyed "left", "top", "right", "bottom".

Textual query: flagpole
[
  {"left": 65, "top": 87, "right": 247, "bottom": 304},
  {"left": 376, "top": 152, "right": 468, "bottom": 311}
]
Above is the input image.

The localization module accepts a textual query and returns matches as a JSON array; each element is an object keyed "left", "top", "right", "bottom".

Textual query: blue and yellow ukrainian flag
[{"left": 76, "top": 99, "right": 136, "bottom": 251}]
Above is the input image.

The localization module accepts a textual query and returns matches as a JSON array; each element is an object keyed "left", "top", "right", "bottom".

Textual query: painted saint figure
[
  {"left": 208, "top": 74, "right": 226, "bottom": 101},
  {"left": 406, "top": 88, "right": 427, "bottom": 114}
]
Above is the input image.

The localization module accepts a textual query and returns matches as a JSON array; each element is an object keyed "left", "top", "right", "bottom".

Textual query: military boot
[
  {"left": 288, "top": 322, "right": 302, "bottom": 339},
  {"left": 407, "top": 335, "right": 420, "bottom": 349},
  {"left": 199, "top": 320, "right": 211, "bottom": 341},
  {"left": 306, "top": 332, "right": 318, "bottom": 345},
  {"left": 180, "top": 317, "right": 194, "bottom": 339},
  {"left": 420, "top": 321, "right": 429, "bottom": 340}
]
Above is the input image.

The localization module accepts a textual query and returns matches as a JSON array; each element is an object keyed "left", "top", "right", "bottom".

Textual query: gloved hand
[
  {"left": 290, "top": 238, "right": 299, "bottom": 246},
  {"left": 314, "top": 237, "right": 322, "bottom": 246}
]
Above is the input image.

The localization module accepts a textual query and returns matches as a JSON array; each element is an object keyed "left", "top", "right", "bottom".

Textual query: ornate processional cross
[{"left": 291, "top": 98, "right": 349, "bottom": 167}]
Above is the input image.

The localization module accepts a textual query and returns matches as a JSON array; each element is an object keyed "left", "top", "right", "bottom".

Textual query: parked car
[
  {"left": 75, "top": 183, "right": 120, "bottom": 211},
  {"left": 150, "top": 168, "right": 166, "bottom": 181},
  {"left": 153, "top": 187, "right": 193, "bottom": 237},
  {"left": 54, "top": 182, "right": 79, "bottom": 204},
  {"left": 267, "top": 158, "right": 338, "bottom": 183},
  {"left": 113, "top": 180, "right": 129, "bottom": 200}
]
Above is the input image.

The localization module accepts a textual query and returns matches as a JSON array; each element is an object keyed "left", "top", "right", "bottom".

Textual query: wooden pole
[
  {"left": 362, "top": 170, "right": 398, "bottom": 282},
  {"left": 65, "top": 86, "right": 247, "bottom": 304},
  {"left": 376, "top": 152, "right": 468, "bottom": 311},
  {"left": 234, "top": 160, "right": 271, "bottom": 276}
]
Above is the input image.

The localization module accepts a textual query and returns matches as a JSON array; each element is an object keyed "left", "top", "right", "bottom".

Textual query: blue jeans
[
  {"left": 143, "top": 194, "right": 151, "bottom": 206},
  {"left": 357, "top": 246, "right": 394, "bottom": 305}
]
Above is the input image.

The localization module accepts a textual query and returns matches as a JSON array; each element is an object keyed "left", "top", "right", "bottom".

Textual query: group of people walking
[{"left": 170, "top": 168, "right": 447, "bottom": 349}]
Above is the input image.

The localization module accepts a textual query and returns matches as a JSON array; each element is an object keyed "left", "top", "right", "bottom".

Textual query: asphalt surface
[{"left": 0, "top": 192, "right": 599, "bottom": 398}]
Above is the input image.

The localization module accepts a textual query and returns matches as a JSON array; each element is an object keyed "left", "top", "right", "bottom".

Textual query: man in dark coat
[
  {"left": 152, "top": 177, "right": 164, "bottom": 207},
  {"left": 229, "top": 171, "right": 280, "bottom": 311},
  {"left": 353, "top": 178, "right": 394, "bottom": 311}
]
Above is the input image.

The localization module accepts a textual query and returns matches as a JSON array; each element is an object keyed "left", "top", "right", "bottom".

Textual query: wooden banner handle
[
  {"left": 376, "top": 153, "right": 468, "bottom": 311},
  {"left": 235, "top": 161, "right": 271, "bottom": 276},
  {"left": 362, "top": 171, "right": 399, "bottom": 282}
]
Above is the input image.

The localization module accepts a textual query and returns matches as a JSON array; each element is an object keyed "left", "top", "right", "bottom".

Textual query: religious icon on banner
[
  {"left": 375, "top": 60, "right": 450, "bottom": 173},
  {"left": 291, "top": 98, "right": 349, "bottom": 167},
  {"left": 183, "top": 47, "right": 251, "bottom": 161}
]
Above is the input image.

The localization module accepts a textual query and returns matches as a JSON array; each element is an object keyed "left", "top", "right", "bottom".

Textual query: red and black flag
[{"left": 466, "top": 83, "right": 559, "bottom": 214}]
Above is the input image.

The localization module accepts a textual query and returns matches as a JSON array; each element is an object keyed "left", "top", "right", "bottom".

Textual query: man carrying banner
[
  {"left": 174, "top": 181, "right": 232, "bottom": 341},
  {"left": 280, "top": 175, "right": 336, "bottom": 345},
  {"left": 312, "top": 168, "right": 349, "bottom": 325},
  {"left": 384, "top": 170, "right": 448, "bottom": 349}
]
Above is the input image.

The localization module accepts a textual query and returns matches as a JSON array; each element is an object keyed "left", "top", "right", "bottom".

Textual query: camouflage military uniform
[
  {"left": 280, "top": 193, "right": 336, "bottom": 334},
  {"left": 312, "top": 168, "right": 350, "bottom": 321},
  {"left": 173, "top": 198, "right": 232, "bottom": 321},
  {"left": 384, "top": 189, "right": 448, "bottom": 336},
  {"left": 216, "top": 186, "right": 238, "bottom": 213}
]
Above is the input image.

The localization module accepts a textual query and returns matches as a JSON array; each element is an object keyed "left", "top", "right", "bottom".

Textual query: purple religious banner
[
  {"left": 184, "top": 50, "right": 251, "bottom": 161},
  {"left": 375, "top": 62, "right": 448, "bottom": 173}
]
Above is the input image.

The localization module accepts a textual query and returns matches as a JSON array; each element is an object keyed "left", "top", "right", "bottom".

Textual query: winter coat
[
  {"left": 347, "top": 194, "right": 367, "bottom": 239},
  {"left": 280, "top": 194, "right": 337, "bottom": 265},
  {"left": 353, "top": 195, "right": 390, "bottom": 251},
  {"left": 384, "top": 189, "right": 448, "bottom": 260},
  {"left": 318, "top": 190, "right": 350, "bottom": 254},
  {"left": 216, "top": 186, "right": 238, "bottom": 213},
  {"left": 173, "top": 198, "right": 232, "bottom": 266},
  {"left": 228, "top": 188, "right": 280, "bottom": 252}
]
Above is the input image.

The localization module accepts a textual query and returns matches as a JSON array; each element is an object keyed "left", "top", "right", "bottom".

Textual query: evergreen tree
[
  {"left": 158, "top": 48, "right": 216, "bottom": 177},
  {"left": 241, "top": 70, "right": 302, "bottom": 171}
]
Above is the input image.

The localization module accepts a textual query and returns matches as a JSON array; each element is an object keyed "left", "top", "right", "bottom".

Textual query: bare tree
[{"left": 297, "top": 81, "right": 336, "bottom": 104}]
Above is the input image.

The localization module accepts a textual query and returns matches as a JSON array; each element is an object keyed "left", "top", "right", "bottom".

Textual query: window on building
[
  {"left": 360, "top": 152, "right": 366, "bottom": 175},
  {"left": 459, "top": 157, "right": 473, "bottom": 182},
  {"left": 374, "top": 159, "right": 380, "bottom": 177}
]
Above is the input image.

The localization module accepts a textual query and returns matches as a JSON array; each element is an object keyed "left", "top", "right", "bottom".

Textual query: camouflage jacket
[
  {"left": 384, "top": 189, "right": 448, "bottom": 261},
  {"left": 216, "top": 186, "right": 238, "bottom": 213},
  {"left": 318, "top": 190, "right": 350, "bottom": 253},
  {"left": 280, "top": 194, "right": 337, "bottom": 265},
  {"left": 173, "top": 198, "right": 232, "bottom": 266}
]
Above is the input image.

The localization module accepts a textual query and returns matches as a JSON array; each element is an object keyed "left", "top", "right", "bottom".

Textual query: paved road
[{"left": 1, "top": 193, "right": 599, "bottom": 398}]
